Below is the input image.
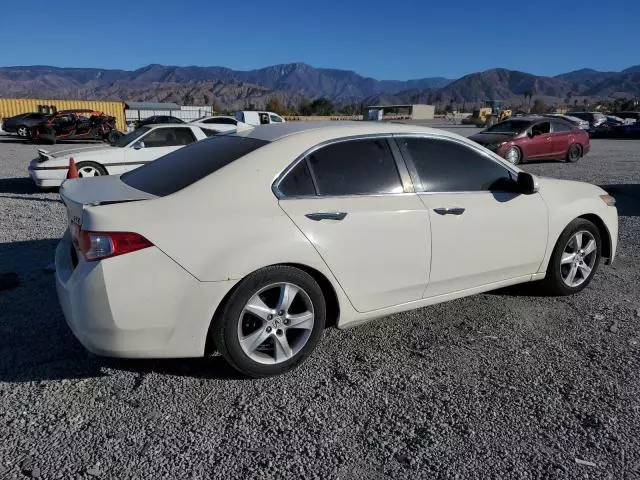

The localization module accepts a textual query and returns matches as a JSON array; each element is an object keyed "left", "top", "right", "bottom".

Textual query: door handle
[
  {"left": 305, "top": 211, "right": 348, "bottom": 221},
  {"left": 433, "top": 207, "right": 465, "bottom": 216}
]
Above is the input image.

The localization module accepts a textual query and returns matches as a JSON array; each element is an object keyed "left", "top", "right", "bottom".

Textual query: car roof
[
  {"left": 232, "top": 121, "right": 458, "bottom": 142},
  {"left": 57, "top": 109, "right": 99, "bottom": 114},
  {"left": 145, "top": 123, "right": 194, "bottom": 128}
]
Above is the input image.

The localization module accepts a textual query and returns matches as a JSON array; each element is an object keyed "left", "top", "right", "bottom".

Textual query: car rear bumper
[
  {"left": 29, "top": 159, "right": 68, "bottom": 188},
  {"left": 55, "top": 231, "right": 235, "bottom": 358}
]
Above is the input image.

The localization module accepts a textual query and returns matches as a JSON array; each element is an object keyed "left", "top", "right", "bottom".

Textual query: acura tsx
[{"left": 55, "top": 122, "right": 618, "bottom": 377}]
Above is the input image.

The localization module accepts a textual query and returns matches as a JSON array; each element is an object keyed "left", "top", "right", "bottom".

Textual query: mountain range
[{"left": 0, "top": 63, "right": 638, "bottom": 110}]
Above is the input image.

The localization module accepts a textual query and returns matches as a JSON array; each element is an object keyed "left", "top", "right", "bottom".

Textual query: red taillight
[{"left": 77, "top": 230, "right": 153, "bottom": 261}]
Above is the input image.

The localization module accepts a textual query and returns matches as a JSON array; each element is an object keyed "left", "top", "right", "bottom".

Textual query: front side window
[
  {"left": 306, "top": 138, "right": 403, "bottom": 196},
  {"left": 141, "top": 127, "right": 196, "bottom": 147},
  {"left": 531, "top": 121, "right": 551, "bottom": 135},
  {"left": 270, "top": 114, "right": 283, "bottom": 123},
  {"left": 397, "top": 137, "right": 513, "bottom": 192}
]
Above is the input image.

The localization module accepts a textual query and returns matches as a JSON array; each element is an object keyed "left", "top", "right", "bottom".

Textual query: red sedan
[{"left": 469, "top": 116, "right": 590, "bottom": 165}]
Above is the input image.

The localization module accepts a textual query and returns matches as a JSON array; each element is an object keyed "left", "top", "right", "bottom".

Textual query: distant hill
[
  {"left": 0, "top": 62, "right": 638, "bottom": 110},
  {"left": 0, "top": 63, "right": 451, "bottom": 108}
]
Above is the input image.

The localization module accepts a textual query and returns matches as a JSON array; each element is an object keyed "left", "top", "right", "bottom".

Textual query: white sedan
[
  {"left": 28, "top": 124, "right": 219, "bottom": 188},
  {"left": 55, "top": 122, "right": 618, "bottom": 377},
  {"left": 189, "top": 115, "right": 240, "bottom": 133}
]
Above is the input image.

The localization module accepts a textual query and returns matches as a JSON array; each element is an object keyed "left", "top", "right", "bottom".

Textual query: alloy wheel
[
  {"left": 17, "top": 126, "right": 27, "bottom": 137},
  {"left": 505, "top": 147, "right": 520, "bottom": 164},
  {"left": 560, "top": 230, "right": 597, "bottom": 287},
  {"left": 77, "top": 166, "right": 101, "bottom": 177},
  {"left": 237, "top": 282, "right": 314, "bottom": 365}
]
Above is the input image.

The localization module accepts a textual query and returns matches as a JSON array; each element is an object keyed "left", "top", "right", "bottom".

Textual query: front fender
[{"left": 538, "top": 187, "right": 618, "bottom": 273}]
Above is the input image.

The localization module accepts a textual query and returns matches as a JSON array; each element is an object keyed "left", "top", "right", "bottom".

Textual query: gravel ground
[{"left": 0, "top": 134, "right": 639, "bottom": 479}]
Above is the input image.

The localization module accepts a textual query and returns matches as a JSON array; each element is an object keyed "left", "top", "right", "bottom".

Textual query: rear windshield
[{"left": 121, "top": 135, "right": 269, "bottom": 196}]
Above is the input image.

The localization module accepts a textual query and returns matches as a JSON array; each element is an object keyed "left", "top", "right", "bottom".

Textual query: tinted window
[
  {"left": 398, "top": 137, "right": 512, "bottom": 192},
  {"left": 141, "top": 127, "right": 196, "bottom": 147},
  {"left": 201, "top": 128, "right": 219, "bottom": 137},
  {"left": 279, "top": 160, "right": 316, "bottom": 197},
  {"left": 121, "top": 136, "right": 269, "bottom": 196},
  {"left": 531, "top": 121, "right": 550, "bottom": 135},
  {"left": 203, "top": 117, "right": 236, "bottom": 125},
  {"left": 552, "top": 121, "right": 571, "bottom": 133},
  {"left": 270, "top": 114, "right": 283, "bottom": 123},
  {"left": 115, "top": 126, "right": 150, "bottom": 147},
  {"left": 307, "top": 139, "right": 402, "bottom": 196}
]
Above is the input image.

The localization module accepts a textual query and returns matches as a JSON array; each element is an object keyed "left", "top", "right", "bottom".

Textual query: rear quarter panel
[{"left": 82, "top": 138, "right": 358, "bottom": 318}]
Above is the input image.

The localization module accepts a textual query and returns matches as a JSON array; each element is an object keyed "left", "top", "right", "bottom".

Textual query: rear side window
[
  {"left": 278, "top": 161, "right": 316, "bottom": 197},
  {"left": 121, "top": 136, "right": 269, "bottom": 196},
  {"left": 398, "top": 137, "right": 512, "bottom": 192},
  {"left": 552, "top": 121, "right": 571, "bottom": 132},
  {"left": 307, "top": 139, "right": 402, "bottom": 196}
]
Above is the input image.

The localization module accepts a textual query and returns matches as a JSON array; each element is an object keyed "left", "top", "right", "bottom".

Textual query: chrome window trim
[
  {"left": 392, "top": 133, "right": 521, "bottom": 194},
  {"left": 272, "top": 134, "right": 414, "bottom": 200}
]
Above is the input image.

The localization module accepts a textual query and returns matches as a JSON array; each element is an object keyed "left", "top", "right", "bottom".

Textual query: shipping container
[{"left": 0, "top": 98, "right": 127, "bottom": 131}]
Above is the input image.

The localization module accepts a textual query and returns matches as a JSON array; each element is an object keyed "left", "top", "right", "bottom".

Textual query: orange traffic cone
[{"left": 67, "top": 157, "right": 78, "bottom": 179}]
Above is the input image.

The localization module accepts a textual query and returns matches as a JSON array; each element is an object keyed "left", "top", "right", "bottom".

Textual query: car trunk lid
[{"left": 60, "top": 175, "right": 156, "bottom": 227}]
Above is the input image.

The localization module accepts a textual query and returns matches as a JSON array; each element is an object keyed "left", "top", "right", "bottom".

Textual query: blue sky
[{"left": 1, "top": 0, "right": 638, "bottom": 80}]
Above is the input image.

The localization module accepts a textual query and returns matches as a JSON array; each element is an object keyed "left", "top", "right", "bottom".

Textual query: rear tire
[
  {"left": 212, "top": 265, "right": 326, "bottom": 378},
  {"left": 541, "top": 218, "right": 601, "bottom": 296},
  {"left": 75, "top": 161, "right": 107, "bottom": 178},
  {"left": 16, "top": 125, "right": 28, "bottom": 137},
  {"left": 566, "top": 144, "right": 582, "bottom": 163}
]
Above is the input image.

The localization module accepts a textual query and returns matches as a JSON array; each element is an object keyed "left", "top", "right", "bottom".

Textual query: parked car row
[
  {"left": 2, "top": 109, "right": 120, "bottom": 144},
  {"left": 54, "top": 121, "right": 618, "bottom": 377}
]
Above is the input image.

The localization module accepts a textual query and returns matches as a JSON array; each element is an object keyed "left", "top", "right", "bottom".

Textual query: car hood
[
  {"left": 36, "top": 145, "right": 124, "bottom": 165},
  {"left": 469, "top": 132, "right": 518, "bottom": 145},
  {"left": 537, "top": 176, "right": 606, "bottom": 203}
]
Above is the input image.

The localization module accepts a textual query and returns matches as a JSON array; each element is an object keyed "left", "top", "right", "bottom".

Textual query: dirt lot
[{"left": 0, "top": 133, "right": 639, "bottom": 479}]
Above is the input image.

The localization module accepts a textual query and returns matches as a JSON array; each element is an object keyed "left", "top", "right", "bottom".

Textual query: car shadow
[
  {"left": 0, "top": 239, "right": 245, "bottom": 383},
  {"left": 0, "top": 177, "right": 44, "bottom": 194},
  {"left": 599, "top": 184, "right": 640, "bottom": 217}
]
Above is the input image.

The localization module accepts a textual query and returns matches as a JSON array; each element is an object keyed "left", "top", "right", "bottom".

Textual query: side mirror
[
  {"left": 517, "top": 172, "right": 539, "bottom": 194},
  {"left": 133, "top": 141, "right": 145, "bottom": 150},
  {"left": 527, "top": 130, "right": 535, "bottom": 138}
]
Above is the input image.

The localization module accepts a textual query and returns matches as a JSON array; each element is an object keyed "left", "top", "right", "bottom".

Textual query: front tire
[
  {"left": 505, "top": 146, "right": 522, "bottom": 165},
  {"left": 212, "top": 266, "right": 326, "bottom": 378},
  {"left": 566, "top": 144, "right": 582, "bottom": 163},
  {"left": 75, "top": 161, "right": 107, "bottom": 178},
  {"left": 541, "top": 218, "right": 601, "bottom": 296}
]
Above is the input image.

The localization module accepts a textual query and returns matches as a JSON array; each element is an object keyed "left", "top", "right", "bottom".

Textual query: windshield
[
  {"left": 113, "top": 127, "right": 150, "bottom": 147},
  {"left": 121, "top": 135, "right": 269, "bottom": 196},
  {"left": 485, "top": 120, "right": 531, "bottom": 134}
]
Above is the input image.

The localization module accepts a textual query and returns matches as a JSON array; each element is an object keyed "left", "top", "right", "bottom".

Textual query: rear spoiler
[{"left": 37, "top": 149, "right": 53, "bottom": 162}]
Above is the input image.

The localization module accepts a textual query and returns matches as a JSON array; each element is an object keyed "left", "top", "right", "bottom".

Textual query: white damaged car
[{"left": 28, "top": 124, "right": 219, "bottom": 188}]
